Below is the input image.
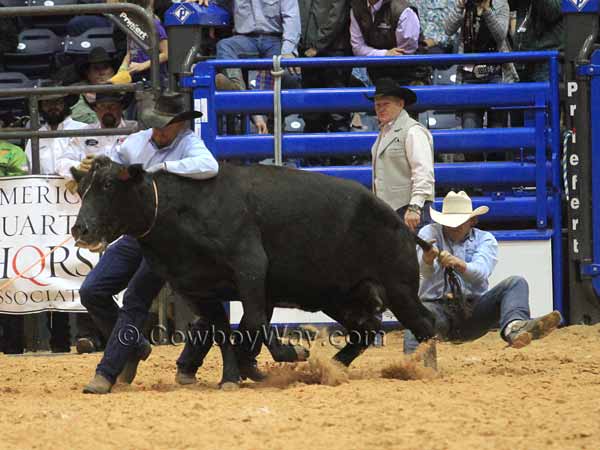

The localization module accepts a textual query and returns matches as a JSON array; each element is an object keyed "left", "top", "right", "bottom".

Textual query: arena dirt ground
[{"left": 1, "top": 324, "right": 599, "bottom": 450}]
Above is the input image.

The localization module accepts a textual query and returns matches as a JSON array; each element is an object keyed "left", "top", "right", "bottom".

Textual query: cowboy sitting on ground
[{"left": 404, "top": 190, "right": 562, "bottom": 354}]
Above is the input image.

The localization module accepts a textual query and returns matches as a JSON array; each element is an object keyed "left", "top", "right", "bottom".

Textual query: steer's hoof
[
  {"left": 82, "top": 374, "right": 113, "bottom": 394},
  {"left": 175, "top": 370, "right": 197, "bottom": 385},
  {"left": 239, "top": 363, "right": 266, "bottom": 382},
  {"left": 219, "top": 381, "right": 240, "bottom": 392},
  {"left": 294, "top": 345, "right": 310, "bottom": 361}
]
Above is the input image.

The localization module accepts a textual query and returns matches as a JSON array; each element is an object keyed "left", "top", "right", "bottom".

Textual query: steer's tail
[{"left": 413, "top": 233, "right": 433, "bottom": 252}]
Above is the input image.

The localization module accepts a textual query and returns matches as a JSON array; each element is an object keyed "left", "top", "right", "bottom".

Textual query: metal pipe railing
[{"left": 0, "top": 4, "right": 159, "bottom": 174}]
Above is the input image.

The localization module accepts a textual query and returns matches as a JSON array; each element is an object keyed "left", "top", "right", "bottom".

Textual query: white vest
[{"left": 371, "top": 109, "right": 434, "bottom": 211}]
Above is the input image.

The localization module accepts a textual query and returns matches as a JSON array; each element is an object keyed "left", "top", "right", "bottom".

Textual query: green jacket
[
  {"left": 512, "top": 0, "right": 564, "bottom": 51},
  {"left": 71, "top": 95, "right": 98, "bottom": 125},
  {"left": 0, "top": 141, "right": 28, "bottom": 177}
]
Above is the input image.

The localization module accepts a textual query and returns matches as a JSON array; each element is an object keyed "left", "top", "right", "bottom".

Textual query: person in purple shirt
[
  {"left": 350, "top": 0, "right": 428, "bottom": 85},
  {"left": 119, "top": 0, "right": 169, "bottom": 85}
]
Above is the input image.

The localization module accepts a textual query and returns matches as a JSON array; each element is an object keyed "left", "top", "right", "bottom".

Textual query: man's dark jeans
[
  {"left": 404, "top": 276, "right": 531, "bottom": 353},
  {"left": 79, "top": 236, "right": 164, "bottom": 383}
]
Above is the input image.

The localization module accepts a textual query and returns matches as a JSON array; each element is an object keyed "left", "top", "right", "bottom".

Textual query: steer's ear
[
  {"left": 70, "top": 166, "right": 85, "bottom": 183},
  {"left": 117, "top": 164, "right": 145, "bottom": 184}
]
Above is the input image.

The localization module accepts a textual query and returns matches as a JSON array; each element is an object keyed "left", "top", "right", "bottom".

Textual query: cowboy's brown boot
[{"left": 82, "top": 373, "right": 113, "bottom": 394}]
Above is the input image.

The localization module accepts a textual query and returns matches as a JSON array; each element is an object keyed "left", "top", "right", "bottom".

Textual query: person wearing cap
[
  {"left": 71, "top": 47, "right": 121, "bottom": 124},
  {"left": 369, "top": 78, "right": 434, "bottom": 232},
  {"left": 57, "top": 90, "right": 137, "bottom": 179},
  {"left": 403, "top": 190, "right": 562, "bottom": 354},
  {"left": 25, "top": 81, "right": 87, "bottom": 175},
  {"left": 78, "top": 92, "right": 219, "bottom": 394}
]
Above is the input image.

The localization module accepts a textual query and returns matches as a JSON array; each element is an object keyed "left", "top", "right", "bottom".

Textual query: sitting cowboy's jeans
[{"left": 404, "top": 276, "right": 531, "bottom": 354}]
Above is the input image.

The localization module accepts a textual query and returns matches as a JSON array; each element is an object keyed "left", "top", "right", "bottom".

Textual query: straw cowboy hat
[{"left": 430, "top": 191, "right": 489, "bottom": 228}]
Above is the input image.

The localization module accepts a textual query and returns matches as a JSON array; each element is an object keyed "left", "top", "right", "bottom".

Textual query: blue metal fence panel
[
  {"left": 211, "top": 84, "right": 549, "bottom": 114},
  {"left": 304, "top": 162, "right": 552, "bottom": 188},
  {"left": 213, "top": 128, "right": 538, "bottom": 158}
]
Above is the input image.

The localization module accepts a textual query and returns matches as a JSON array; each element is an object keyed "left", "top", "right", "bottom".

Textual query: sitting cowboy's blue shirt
[
  {"left": 117, "top": 128, "right": 218, "bottom": 180},
  {"left": 417, "top": 223, "right": 498, "bottom": 299}
]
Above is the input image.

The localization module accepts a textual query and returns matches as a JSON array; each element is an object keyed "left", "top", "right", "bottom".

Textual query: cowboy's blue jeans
[
  {"left": 79, "top": 236, "right": 163, "bottom": 383},
  {"left": 404, "top": 276, "right": 531, "bottom": 353}
]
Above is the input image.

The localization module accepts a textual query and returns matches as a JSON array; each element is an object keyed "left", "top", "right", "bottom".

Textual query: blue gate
[{"left": 182, "top": 51, "right": 563, "bottom": 316}]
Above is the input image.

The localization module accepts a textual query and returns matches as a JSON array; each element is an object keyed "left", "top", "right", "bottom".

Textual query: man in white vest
[{"left": 369, "top": 78, "right": 435, "bottom": 232}]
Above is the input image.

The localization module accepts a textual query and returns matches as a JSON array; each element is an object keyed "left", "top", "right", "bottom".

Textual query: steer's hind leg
[{"left": 385, "top": 282, "right": 436, "bottom": 343}]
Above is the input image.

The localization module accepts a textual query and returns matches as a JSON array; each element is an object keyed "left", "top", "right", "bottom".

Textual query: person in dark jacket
[
  {"left": 510, "top": 0, "right": 563, "bottom": 82},
  {"left": 299, "top": 0, "right": 352, "bottom": 132}
]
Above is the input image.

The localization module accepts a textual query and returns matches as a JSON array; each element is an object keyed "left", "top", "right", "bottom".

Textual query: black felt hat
[
  {"left": 140, "top": 92, "right": 203, "bottom": 129},
  {"left": 366, "top": 78, "right": 418, "bottom": 106},
  {"left": 35, "top": 79, "right": 79, "bottom": 108}
]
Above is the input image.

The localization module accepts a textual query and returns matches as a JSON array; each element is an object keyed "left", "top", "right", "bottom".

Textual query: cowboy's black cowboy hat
[
  {"left": 365, "top": 78, "right": 418, "bottom": 106},
  {"left": 140, "top": 92, "right": 203, "bottom": 129}
]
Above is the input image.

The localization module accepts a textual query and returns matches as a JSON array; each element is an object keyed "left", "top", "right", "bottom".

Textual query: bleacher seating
[
  {"left": 63, "top": 26, "right": 115, "bottom": 55},
  {"left": 25, "top": 0, "right": 78, "bottom": 35},
  {"left": 0, "top": 71, "right": 32, "bottom": 124},
  {"left": 4, "top": 28, "right": 62, "bottom": 78}
]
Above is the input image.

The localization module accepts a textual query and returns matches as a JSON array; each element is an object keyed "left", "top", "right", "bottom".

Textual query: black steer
[{"left": 71, "top": 157, "right": 436, "bottom": 382}]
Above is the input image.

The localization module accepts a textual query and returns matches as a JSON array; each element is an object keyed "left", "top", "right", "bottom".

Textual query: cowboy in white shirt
[
  {"left": 25, "top": 82, "right": 87, "bottom": 175},
  {"left": 57, "top": 91, "right": 137, "bottom": 177}
]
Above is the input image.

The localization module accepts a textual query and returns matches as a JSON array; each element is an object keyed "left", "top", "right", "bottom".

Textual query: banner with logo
[{"left": 0, "top": 176, "right": 100, "bottom": 314}]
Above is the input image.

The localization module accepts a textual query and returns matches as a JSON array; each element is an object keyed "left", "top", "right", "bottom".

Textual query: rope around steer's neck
[{"left": 138, "top": 178, "right": 159, "bottom": 238}]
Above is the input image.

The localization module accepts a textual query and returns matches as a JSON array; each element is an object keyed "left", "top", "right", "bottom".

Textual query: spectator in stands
[
  {"left": 444, "top": 0, "right": 518, "bottom": 131},
  {"left": 119, "top": 0, "right": 169, "bottom": 87},
  {"left": 58, "top": 90, "right": 136, "bottom": 179},
  {"left": 350, "top": 0, "right": 427, "bottom": 86},
  {"left": 409, "top": 0, "right": 454, "bottom": 54},
  {"left": 404, "top": 190, "right": 562, "bottom": 353},
  {"left": 510, "top": 0, "right": 563, "bottom": 82},
  {"left": 26, "top": 81, "right": 87, "bottom": 175},
  {"left": 209, "top": 0, "right": 301, "bottom": 134},
  {"left": 298, "top": 0, "right": 352, "bottom": 133},
  {"left": 0, "top": 140, "right": 28, "bottom": 355},
  {"left": 368, "top": 79, "right": 434, "bottom": 232},
  {"left": 71, "top": 48, "right": 120, "bottom": 125}
]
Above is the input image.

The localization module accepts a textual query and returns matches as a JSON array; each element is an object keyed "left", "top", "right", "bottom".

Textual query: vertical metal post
[
  {"left": 534, "top": 92, "right": 547, "bottom": 229},
  {"left": 189, "top": 62, "right": 217, "bottom": 150},
  {"left": 590, "top": 50, "right": 600, "bottom": 297},
  {"left": 29, "top": 94, "right": 40, "bottom": 175},
  {"left": 272, "top": 55, "right": 283, "bottom": 166},
  {"left": 549, "top": 55, "right": 563, "bottom": 315}
]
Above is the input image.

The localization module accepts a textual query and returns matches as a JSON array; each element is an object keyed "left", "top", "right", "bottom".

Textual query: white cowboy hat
[{"left": 430, "top": 191, "right": 489, "bottom": 228}]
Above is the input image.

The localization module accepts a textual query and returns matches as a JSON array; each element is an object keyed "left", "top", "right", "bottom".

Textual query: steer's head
[{"left": 70, "top": 156, "right": 151, "bottom": 252}]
